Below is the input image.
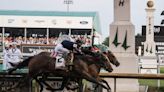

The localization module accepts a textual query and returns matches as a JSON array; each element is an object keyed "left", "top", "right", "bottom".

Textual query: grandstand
[{"left": 0, "top": 10, "right": 102, "bottom": 56}]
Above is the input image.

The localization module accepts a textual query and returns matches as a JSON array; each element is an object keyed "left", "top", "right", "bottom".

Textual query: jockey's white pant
[
  {"left": 54, "top": 44, "right": 70, "bottom": 69},
  {"left": 55, "top": 55, "right": 66, "bottom": 68},
  {"left": 55, "top": 43, "right": 70, "bottom": 55}
]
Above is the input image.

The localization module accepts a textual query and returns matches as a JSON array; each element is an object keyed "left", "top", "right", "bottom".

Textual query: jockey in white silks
[
  {"left": 3, "top": 44, "right": 12, "bottom": 70},
  {"left": 8, "top": 42, "right": 22, "bottom": 68},
  {"left": 51, "top": 39, "right": 83, "bottom": 70}
]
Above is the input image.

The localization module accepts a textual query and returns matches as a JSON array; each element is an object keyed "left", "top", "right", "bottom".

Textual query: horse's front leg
[
  {"left": 100, "top": 78, "right": 111, "bottom": 91},
  {"left": 96, "top": 77, "right": 111, "bottom": 92},
  {"left": 80, "top": 70, "right": 110, "bottom": 92},
  {"left": 39, "top": 73, "right": 56, "bottom": 90},
  {"left": 90, "top": 78, "right": 111, "bottom": 92},
  {"left": 6, "top": 74, "right": 30, "bottom": 91},
  {"left": 58, "top": 77, "right": 70, "bottom": 90},
  {"left": 34, "top": 77, "right": 44, "bottom": 92},
  {"left": 77, "top": 79, "right": 83, "bottom": 92}
]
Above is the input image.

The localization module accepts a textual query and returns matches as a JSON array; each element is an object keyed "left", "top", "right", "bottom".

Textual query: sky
[{"left": 0, "top": 0, "right": 163, "bottom": 40}]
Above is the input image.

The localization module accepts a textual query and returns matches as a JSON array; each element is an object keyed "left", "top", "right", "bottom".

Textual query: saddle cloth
[{"left": 55, "top": 55, "right": 66, "bottom": 69}]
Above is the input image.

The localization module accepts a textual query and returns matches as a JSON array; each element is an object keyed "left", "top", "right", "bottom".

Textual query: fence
[{"left": 99, "top": 73, "right": 164, "bottom": 92}]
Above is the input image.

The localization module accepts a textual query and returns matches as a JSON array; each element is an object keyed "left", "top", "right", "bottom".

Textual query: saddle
[
  {"left": 50, "top": 52, "right": 74, "bottom": 71},
  {"left": 61, "top": 52, "right": 74, "bottom": 71}
]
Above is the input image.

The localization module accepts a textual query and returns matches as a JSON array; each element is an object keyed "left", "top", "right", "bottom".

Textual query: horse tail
[
  {"left": 8, "top": 56, "right": 34, "bottom": 74},
  {"left": 18, "top": 56, "right": 34, "bottom": 69}
]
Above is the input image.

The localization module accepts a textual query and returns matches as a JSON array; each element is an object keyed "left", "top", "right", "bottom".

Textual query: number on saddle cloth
[{"left": 55, "top": 55, "right": 65, "bottom": 69}]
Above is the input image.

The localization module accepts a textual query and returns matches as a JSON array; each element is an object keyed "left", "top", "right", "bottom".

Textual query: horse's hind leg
[
  {"left": 94, "top": 84, "right": 99, "bottom": 92},
  {"left": 39, "top": 78, "right": 53, "bottom": 90},
  {"left": 58, "top": 77, "right": 70, "bottom": 90},
  {"left": 77, "top": 79, "right": 83, "bottom": 92},
  {"left": 6, "top": 74, "right": 29, "bottom": 91},
  {"left": 39, "top": 73, "right": 55, "bottom": 90},
  {"left": 34, "top": 77, "right": 44, "bottom": 92}
]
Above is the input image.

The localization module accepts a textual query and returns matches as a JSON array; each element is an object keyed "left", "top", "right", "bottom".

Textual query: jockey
[
  {"left": 91, "top": 45, "right": 100, "bottom": 52},
  {"left": 8, "top": 42, "right": 22, "bottom": 67},
  {"left": 51, "top": 39, "right": 83, "bottom": 69}
]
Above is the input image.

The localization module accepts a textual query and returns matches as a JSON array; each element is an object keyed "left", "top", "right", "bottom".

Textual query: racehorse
[
  {"left": 80, "top": 49, "right": 120, "bottom": 91},
  {"left": 8, "top": 51, "right": 113, "bottom": 92},
  {"left": 93, "top": 50, "right": 120, "bottom": 91},
  {"left": 104, "top": 50, "right": 120, "bottom": 67}
]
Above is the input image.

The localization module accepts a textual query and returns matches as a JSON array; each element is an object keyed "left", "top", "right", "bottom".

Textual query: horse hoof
[{"left": 108, "top": 89, "right": 111, "bottom": 92}]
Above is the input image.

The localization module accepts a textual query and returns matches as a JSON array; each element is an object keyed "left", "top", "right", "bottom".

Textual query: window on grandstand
[
  {"left": 27, "top": 28, "right": 46, "bottom": 38},
  {"left": 71, "top": 29, "right": 91, "bottom": 35},
  {"left": 5, "top": 27, "right": 24, "bottom": 37},
  {"left": 49, "top": 28, "right": 69, "bottom": 37}
]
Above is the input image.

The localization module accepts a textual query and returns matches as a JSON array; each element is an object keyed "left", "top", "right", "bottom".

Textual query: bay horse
[
  {"left": 79, "top": 49, "right": 120, "bottom": 91},
  {"left": 104, "top": 50, "right": 120, "bottom": 67},
  {"left": 91, "top": 50, "right": 120, "bottom": 91},
  {"left": 8, "top": 51, "right": 113, "bottom": 92}
]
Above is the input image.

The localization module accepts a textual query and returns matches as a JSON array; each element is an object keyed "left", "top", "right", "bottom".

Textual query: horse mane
[
  {"left": 81, "top": 47, "right": 100, "bottom": 57},
  {"left": 79, "top": 48, "right": 103, "bottom": 65}
]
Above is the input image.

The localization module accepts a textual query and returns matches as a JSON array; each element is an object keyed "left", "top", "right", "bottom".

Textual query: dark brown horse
[
  {"left": 104, "top": 50, "right": 120, "bottom": 67},
  {"left": 81, "top": 50, "right": 120, "bottom": 91},
  {"left": 45, "top": 50, "right": 120, "bottom": 92},
  {"left": 8, "top": 52, "right": 113, "bottom": 92}
]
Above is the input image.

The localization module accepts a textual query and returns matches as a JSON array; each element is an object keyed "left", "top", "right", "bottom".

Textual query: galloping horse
[
  {"left": 80, "top": 49, "right": 120, "bottom": 91},
  {"left": 8, "top": 51, "right": 113, "bottom": 92},
  {"left": 105, "top": 50, "right": 120, "bottom": 67}
]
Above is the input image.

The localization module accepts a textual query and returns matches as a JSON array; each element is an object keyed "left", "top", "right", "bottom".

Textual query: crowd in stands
[
  {"left": 3, "top": 42, "right": 22, "bottom": 70},
  {"left": 2, "top": 35, "right": 92, "bottom": 46},
  {"left": 1, "top": 35, "right": 92, "bottom": 70}
]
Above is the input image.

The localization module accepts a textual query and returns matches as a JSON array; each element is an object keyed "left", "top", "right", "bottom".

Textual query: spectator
[
  {"left": 3, "top": 44, "right": 12, "bottom": 70},
  {"left": 8, "top": 42, "right": 22, "bottom": 68}
]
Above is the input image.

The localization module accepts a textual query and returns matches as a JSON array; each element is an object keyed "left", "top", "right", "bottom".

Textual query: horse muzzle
[
  {"left": 116, "top": 61, "right": 120, "bottom": 67},
  {"left": 107, "top": 68, "right": 113, "bottom": 72}
]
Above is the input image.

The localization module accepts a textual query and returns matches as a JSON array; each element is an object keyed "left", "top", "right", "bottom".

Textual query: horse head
[
  {"left": 95, "top": 52, "right": 113, "bottom": 72},
  {"left": 104, "top": 50, "right": 120, "bottom": 67}
]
